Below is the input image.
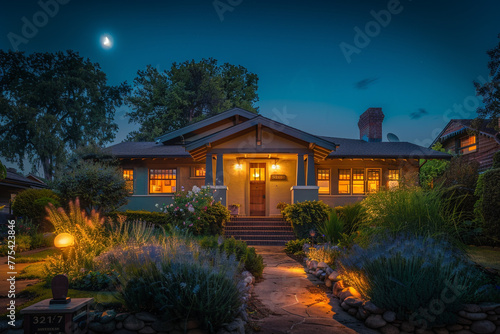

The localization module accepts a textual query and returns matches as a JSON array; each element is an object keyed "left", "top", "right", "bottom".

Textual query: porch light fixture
[
  {"left": 271, "top": 159, "right": 280, "bottom": 170},
  {"left": 234, "top": 159, "right": 243, "bottom": 170}
]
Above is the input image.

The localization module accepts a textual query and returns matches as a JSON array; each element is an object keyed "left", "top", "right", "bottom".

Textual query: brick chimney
[{"left": 358, "top": 108, "right": 385, "bottom": 142}]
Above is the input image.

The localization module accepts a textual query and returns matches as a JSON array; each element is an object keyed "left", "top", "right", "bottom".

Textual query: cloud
[
  {"left": 354, "top": 77, "right": 378, "bottom": 90},
  {"left": 410, "top": 108, "right": 428, "bottom": 119}
]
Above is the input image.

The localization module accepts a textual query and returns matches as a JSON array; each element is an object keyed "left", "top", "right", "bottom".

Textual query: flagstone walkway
[{"left": 251, "top": 246, "right": 378, "bottom": 334}]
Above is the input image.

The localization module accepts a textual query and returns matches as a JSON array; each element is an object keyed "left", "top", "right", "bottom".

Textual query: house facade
[
  {"left": 108, "top": 107, "right": 450, "bottom": 215},
  {"left": 0, "top": 168, "right": 47, "bottom": 214},
  {"left": 432, "top": 119, "right": 500, "bottom": 172}
]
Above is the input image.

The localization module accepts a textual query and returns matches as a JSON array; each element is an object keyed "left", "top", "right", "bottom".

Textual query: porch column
[
  {"left": 296, "top": 153, "right": 305, "bottom": 185},
  {"left": 205, "top": 154, "right": 213, "bottom": 186},
  {"left": 215, "top": 153, "right": 224, "bottom": 185},
  {"left": 306, "top": 154, "right": 316, "bottom": 186}
]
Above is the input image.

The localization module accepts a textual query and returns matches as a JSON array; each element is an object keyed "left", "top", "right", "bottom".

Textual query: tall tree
[
  {"left": 0, "top": 50, "right": 130, "bottom": 180},
  {"left": 126, "top": 58, "right": 259, "bottom": 141},
  {"left": 474, "top": 34, "right": 500, "bottom": 130}
]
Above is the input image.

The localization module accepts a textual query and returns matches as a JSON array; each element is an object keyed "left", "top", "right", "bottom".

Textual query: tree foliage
[
  {"left": 0, "top": 50, "right": 130, "bottom": 180},
  {"left": 419, "top": 143, "right": 451, "bottom": 189},
  {"left": 474, "top": 34, "right": 500, "bottom": 130},
  {"left": 0, "top": 160, "right": 6, "bottom": 180},
  {"left": 126, "top": 58, "right": 259, "bottom": 141}
]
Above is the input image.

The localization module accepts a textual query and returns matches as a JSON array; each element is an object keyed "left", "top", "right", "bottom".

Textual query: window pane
[
  {"left": 459, "top": 135, "right": 477, "bottom": 154},
  {"left": 150, "top": 169, "right": 177, "bottom": 193},
  {"left": 317, "top": 169, "right": 330, "bottom": 194},
  {"left": 388, "top": 169, "right": 400, "bottom": 189},
  {"left": 194, "top": 167, "right": 206, "bottom": 177},
  {"left": 338, "top": 169, "right": 351, "bottom": 194},
  {"left": 123, "top": 169, "right": 134, "bottom": 194},
  {"left": 250, "top": 167, "right": 265, "bottom": 181},
  {"left": 352, "top": 169, "right": 364, "bottom": 194},
  {"left": 367, "top": 169, "right": 380, "bottom": 193}
]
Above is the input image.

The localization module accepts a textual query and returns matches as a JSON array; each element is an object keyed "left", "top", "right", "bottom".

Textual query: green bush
[
  {"left": 284, "top": 238, "right": 310, "bottom": 255},
  {"left": 335, "top": 202, "right": 365, "bottom": 235},
  {"left": 476, "top": 168, "right": 500, "bottom": 244},
  {"left": 283, "top": 200, "right": 330, "bottom": 239},
  {"left": 336, "top": 235, "right": 499, "bottom": 327},
  {"left": 12, "top": 189, "right": 60, "bottom": 229},
  {"left": 492, "top": 150, "right": 500, "bottom": 168},
  {"left": 318, "top": 210, "right": 344, "bottom": 245},
  {"left": 360, "top": 187, "right": 464, "bottom": 244},
  {"left": 107, "top": 210, "right": 170, "bottom": 226}
]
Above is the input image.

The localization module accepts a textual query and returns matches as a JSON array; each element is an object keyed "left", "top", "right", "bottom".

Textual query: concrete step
[
  {"left": 225, "top": 234, "right": 296, "bottom": 241},
  {"left": 226, "top": 230, "right": 295, "bottom": 236}
]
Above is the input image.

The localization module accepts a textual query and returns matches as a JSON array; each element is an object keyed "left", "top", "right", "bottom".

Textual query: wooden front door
[{"left": 250, "top": 163, "right": 266, "bottom": 216}]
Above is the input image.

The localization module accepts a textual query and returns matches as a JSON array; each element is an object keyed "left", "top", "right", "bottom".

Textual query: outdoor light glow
[
  {"left": 54, "top": 233, "right": 75, "bottom": 248},
  {"left": 271, "top": 164, "right": 280, "bottom": 169},
  {"left": 234, "top": 163, "right": 242, "bottom": 170}
]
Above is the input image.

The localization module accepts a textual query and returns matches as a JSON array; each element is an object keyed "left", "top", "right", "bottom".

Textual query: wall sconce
[
  {"left": 234, "top": 159, "right": 243, "bottom": 170},
  {"left": 271, "top": 159, "right": 280, "bottom": 170}
]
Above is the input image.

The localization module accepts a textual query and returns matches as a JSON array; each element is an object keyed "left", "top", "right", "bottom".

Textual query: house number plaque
[{"left": 270, "top": 174, "right": 287, "bottom": 181}]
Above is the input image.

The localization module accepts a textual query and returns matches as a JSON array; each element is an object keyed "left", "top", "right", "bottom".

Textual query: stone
[
  {"left": 380, "top": 324, "right": 400, "bottom": 334},
  {"left": 329, "top": 271, "right": 341, "bottom": 281},
  {"left": 447, "top": 324, "right": 464, "bottom": 331},
  {"left": 364, "top": 301, "right": 385, "bottom": 314},
  {"left": 479, "top": 304, "right": 500, "bottom": 312},
  {"left": 224, "top": 318, "right": 244, "bottom": 334},
  {"left": 243, "top": 276, "right": 253, "bottom": 286},
  {"left": 365, "top": 315, "right": 387, "bottom": 329},
  {"left": 152, "top": 320, "right": 174, "bottom": 332},
  {"left": 470, "top": 320, "right": 496, "bottom": 334},
  {"left": 186, "top": 319, "right": 201, "bottom": 330},
  {"left": 116, "top": 313, "right": 129, "bottom": 322},
  {"left": 317, "top": 261, "right": 328, "bottom": 269},
  {"left": 117, "top": 322, "right": 123, "bottom": 329},
  {"left": 314, "top": 269, "right": 324, "bottom": 277},
  {"left": 100, "top": 310, "right": 117, "bottom": 324},
  {"left": 123, "top": 315, "right": 145, "bottom": 331},
  {"left": 358, "top": 307, "right": 369, "bottom": 320},
  {"left": 454, "top": 331, "right": 474, "bottom": 334},
  {"left": 135, "top": 312, "right": 158, "bottom": 323},
  {"left": 341, "top": 301, "right": 350, "bottom": 311},
  {"left": 434, "top": 328, "right": 449, "bottom": 334},
  {"left": 457, "top": 317, "right": 474, "bottom": 325},
  {"left": 325, "top": 267, "right": 334, "bottom": 275},
  {"left": 415, "top": 329, "right": 433, "bottom": 334},
  {"left": 139, "top": 326, "right": 156, "bottom": 334},
  {"left": 487, "top": 315, "right": 498, "bottom": 321},
  {"left": 320, "top": 272, "right": 327, "bottom": 280},
  {"left": 459, "top": 311, "right": 488, "bottom": 321},
  {"left": 383, "top": 311, "right": 397, "bottom": 323},
  {"left": 348, "top": 308, "right": 358, "bottom": 316},
  {"left": 89, "top": 320, "right": 116, "bottom": 333},
  {"left": 188, "top": 330, "right": 209, "bottom": 334},
  {"left": 345, "top": 297, "right": 364, "bottom": 308},
  {"left": 325, "top": 278, "right": 333, "bottom": 288},
  {"left": 339, "top": 287, "right": 362, "bottom": 301},
  {"left": 308, "top": 260, "right": 318, "bottom": 270},
  {"left": 495, "top": 308, "right": 500, "bottom": 315},
  {"left": 401, "top": 321, "right": 415, "bottom": 332},
  {"left": 333, "top": 281, "right": 346, "bottom": 296},
  {"left": 113, "top": 330, "right": 136, "bottom": 334},
  {"left": 464, "top": 305, "right": 483, "bottom": 313}
]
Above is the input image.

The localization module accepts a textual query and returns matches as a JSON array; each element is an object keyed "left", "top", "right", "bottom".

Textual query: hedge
[
  {"left": 106, "top": 210, "right": 171, "bottom": 225},
  {"left": 282, "top": 200, "right": 330, "bottom": 239},
  {"left": 479, "top": 168, "right": 500, "bottom": 243}
]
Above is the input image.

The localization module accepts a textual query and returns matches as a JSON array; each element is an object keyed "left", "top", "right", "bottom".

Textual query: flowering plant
[{"left": 159, "top": 185, "right": 230, "bottom": 235}]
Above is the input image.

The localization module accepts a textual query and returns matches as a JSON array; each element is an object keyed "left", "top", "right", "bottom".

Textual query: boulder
[
  {"left": 339, "top": 287, "right": 362, "bottom": 301},
  {"left": 186, "top": 319, "right": 201, "bottom": 330},
  {"left": 348, "top": 308, "right": 358, "bottom": 316},
  {"left": 100, "top": 310, "right": 117, "bottom": 324},
  {"left": 329, "top": 271, "right": 341, "bottom": 282},
  {"left": 383, "top": 311, "right": 396, "bottom": 323},
  {"left": 89, "top": 320, "right": 116, "bottom": 333},
  {"left": 454, "top": 330, "right": 474, "bottom": 334},
  {"left": 459, "top": 311, "right": 488, "bottom": 321},
  {"left": 357, "top": 307, "right": 369, "bottom": 320},
  {"left": 433, "top": 327, "right": 449, "bottom": 334},
  {"left": 478, "top": 303, "right": 500, "bottom": 312},
  {"left": 317, "top": 262, "right": 329, "bottom": 269},
  {"left": 325, "top": 267, "right": 334, "bottom": 275},
  {"left": 470, "top": 320, "right": 496, "bottom": 334},
  {"left": 123, "top": 315, "right": 145, "bottom": 331},
  {"left": 364, "top": 301, "right": 384, "bottom": 314},
  {"left": 115, "top": 313, "right": 129, "bottom": 322},
  {"left": 138, "top": 326, "right": 156, "bottom": 334},
  {"left": 365, "top": 315, "right": 387, "bottom": 329},
  {"left": 400, "top": 321, "right": 415, "bottom": 332},
  {"left": 457, "top": 317, "right": 474, "bottom": 325},
  {"left": 446, "top": 324, "right": 464, "bottom": 331},
  {"left": 308, "top": 260, "right": 318, "bottom": 270},
  {"left": 333, "top": 281, "right": 346, "bottom": 297},
  {"left": 464, "top": 305, "right": 483, "bottom": 313},
  {"left": 152, "top": 320, "right": 174, "bottom": 332},
  {"left": 341, "top": 301, "right": 350, "bottom": 311},
  {"left": 325, "top": 278, "right": 333, "bottom": 288},
  {"left": 380, "top": 324, "right": 400, "bottom": 334},
  {"left": 344, "top": 297, "right": 364, "bottom": 308}
]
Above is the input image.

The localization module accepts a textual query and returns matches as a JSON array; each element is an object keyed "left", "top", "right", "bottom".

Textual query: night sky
[{"left": 2, "top": 0, "right": 500, "bottom": 172}]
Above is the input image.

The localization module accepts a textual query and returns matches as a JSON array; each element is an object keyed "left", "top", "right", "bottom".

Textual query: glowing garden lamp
[
  {"left": 309, "top": 229, "right": 316, "bottom": 246},
  {"left": 54, "top": 233, "right": 74, "bottom": 249}
]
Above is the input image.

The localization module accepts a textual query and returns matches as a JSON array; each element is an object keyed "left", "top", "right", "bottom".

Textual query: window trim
[
  {"left": 458, "top": 135, "right": 477, "bottom": 155},
  {"left": 338, "top": 168, "right": 352, "bottom": 195},
  {"left": 366, "top": 168, "right": 382, "bottom": 194},
  {"left": 123, "top": 169, "right": 134, "bottom": 195},
  {"left": 149, "top": 168, "right": 177, "bottom": 194},
  {"left": 388, "top": 168, "right": 400, "bottom": 189},
  {"left": 191, "top": 166, "right": 206, "bottom": 178},
  {"left": 317, "top": 168, "right": 331, "bottom": 195}
]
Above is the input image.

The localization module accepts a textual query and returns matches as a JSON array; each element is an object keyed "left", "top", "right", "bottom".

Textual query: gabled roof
[
  {"left": 0, "top": 170, "right": 48, "bottom": 190},
  {"left": 431, "top": 119, "right": 500, "bottom": 146},
  {"left": 154, "top": 107, "right": 258, "bottom": 144},
  {"left": 105, "top": 142, "right": 190, "bottom": 158},
  {"left": 321, "top": 136, "right": 452, "bottom": 159}
]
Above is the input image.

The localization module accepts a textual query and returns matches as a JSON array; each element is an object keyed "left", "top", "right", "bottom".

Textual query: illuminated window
[
  {"left": 388, "top": 169, "right": 400, "bottom": 189},
  {"left": 193, "top": 167, "right": 206, "bottom": 177},
  {"left": 250, "top": 164, "right": 265, "bottom": 181},
  {"left": 149, "top": 169, "right": 176, "bottom": 193},
  {"left": 459, "top": 135, "right": 477, "bottom": 154},
  {"left": 338, "top": 169, "right": 351, "bottom": 194},
  {"left": 352, "top": 169, "right": 365, "bottom": 194},
  {"left": 317, "top": 169, "right": 330, "bottom": 194},
  {"left": 367, "top": 169, "right": 380, "bottom": 193},
  {"left": 123, "top": 169, "right": 134, "bottom": 194}
]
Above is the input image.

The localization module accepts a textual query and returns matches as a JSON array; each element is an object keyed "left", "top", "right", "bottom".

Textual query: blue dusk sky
[{"left": 1, "top": 0, "right": 500, "bottom": 172}]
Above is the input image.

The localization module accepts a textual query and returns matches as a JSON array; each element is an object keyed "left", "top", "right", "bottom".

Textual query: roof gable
[
  {"left": 155, "top": 107, "right": 258, "bottom": 144},
  {"left": 431, "top": 119, "right": 500, "bottom": 146}
]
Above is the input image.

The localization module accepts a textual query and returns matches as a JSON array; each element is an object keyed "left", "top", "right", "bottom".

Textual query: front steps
[{"left": 224, "top": 217, "right": 296, "bottom": 246}]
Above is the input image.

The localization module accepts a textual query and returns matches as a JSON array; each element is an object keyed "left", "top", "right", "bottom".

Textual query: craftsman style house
[
  {"left": 431, "top": 119, "right": 500, "bottom": 172},
  {"left": 108, "top": 107, "right": 450, "bottom": 216}
]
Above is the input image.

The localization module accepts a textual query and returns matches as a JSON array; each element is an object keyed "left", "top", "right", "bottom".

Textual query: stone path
[{"left": 252, "top": 246, "right": 377, "bottom": 334}]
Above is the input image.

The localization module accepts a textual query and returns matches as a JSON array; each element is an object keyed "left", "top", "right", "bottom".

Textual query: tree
[
  {"left": 0, "top": 160, "right": 6, "bottom": 180},
  {"left": 474, "top": 34, "right": 500, "bottom": 130},
  {"left": 0, "top": 50, "right": 130, "bottom": 180},
  {"left": 126, "top": 58, "right": 259, "bottom": 141},
  {"left": 419, "top": 143, "right": 451, "bottom": 189},
  {"left": 51, "top": 145, "right": 128, "bottom": 212}
]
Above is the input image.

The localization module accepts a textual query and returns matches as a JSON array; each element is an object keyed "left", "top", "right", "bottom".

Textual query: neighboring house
[
  {"left": 107, "top": 107, "right": 450, "bottom": 216},
  {"left": 431, "top": 119, "right": 500, "bottom": 172},
  {"left": 0, "top": 168, "right": 48, "bottom": 214}
]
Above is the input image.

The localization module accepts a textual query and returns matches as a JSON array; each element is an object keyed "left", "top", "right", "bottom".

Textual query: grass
[
  {"left": 18, "top": 262, "right": 46, "bottom": 279},
  {"left": 13, "top": 248, "right": 59, "bottom": 263},
  {"left": 467, "top": 246, "right": 500, "bottom": 271}
]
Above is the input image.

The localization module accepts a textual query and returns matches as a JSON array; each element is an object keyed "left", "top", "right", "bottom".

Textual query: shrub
[
  {"left": 419, "top": 143, "right": 451, "bottom": 189},
  {"left": 107, "top": 210, "right": 170, "bottom": 226},
  {"left": 99, "top": 240, "right": 242, "bottom": 331},
  {"left": 476, "top": 168, "right": 500, "bottom": 244},
  {"left": 306, "top": 244, "right": 340, "bottom": 267},
  {"left": 360, "top": 187, "right": 464, "bottom": 244},
  {"left": 276, "top": 202, "right": 289, "bottom": 212},
  {"left": 283, "top": 200, "right": 330, "bottom": 239},
  {"left": 492, "top": 150, "right": 500, "bottom": 168},
  {"left": 52, "top": 160, "right": 128, "bottom": 212},
  {"left": 160, "top": 186, "right": 230, "bottom": 236},
  {"left": 318, "top": 210, "right": 344, "bottom": 245},
  {"left": 12, "top": 189, "right": 60, "bottom": 229},
  {"left": 335, "top": 202, "right": 365, "bottom": 235},
  {"left": 336, "top": 235, "right": 498, "bottom": 326},
  {"left": 284, "top": 238, "right": 310, "bottom": 255}
]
